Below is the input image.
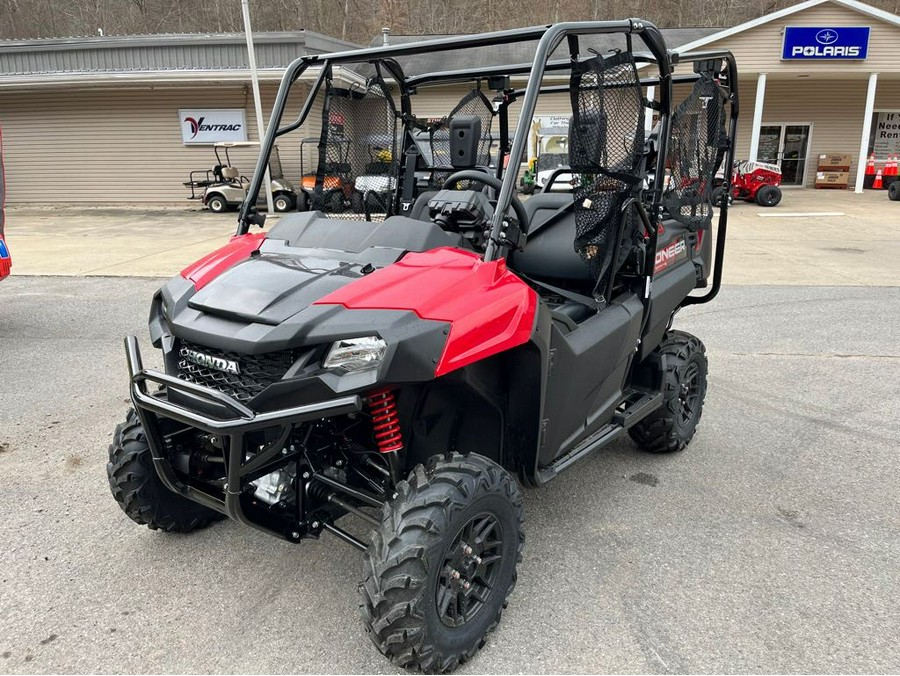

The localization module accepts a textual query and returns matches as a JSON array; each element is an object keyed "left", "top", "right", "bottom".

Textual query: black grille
[{"left": 175, "top": 341, "right": 297, "bottom": 403}]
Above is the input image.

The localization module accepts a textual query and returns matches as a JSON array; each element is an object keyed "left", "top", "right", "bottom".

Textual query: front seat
[{"left": 508, "top": 193, "right": 594, "bottom": 286}]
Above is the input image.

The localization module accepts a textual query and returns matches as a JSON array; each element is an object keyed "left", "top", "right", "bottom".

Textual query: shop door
[{"left": 759, "top": 123, "right": 812, "bottom": 186}]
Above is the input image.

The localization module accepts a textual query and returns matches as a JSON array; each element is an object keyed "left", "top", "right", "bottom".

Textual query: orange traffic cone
[
  {"left": 886, "top": 156, "right": 895, "bottom": 177},
  {"left": 873, "top": 168, "right": 884, "bottom": 189},
  {"left": 865, "top": 153, "right": 876, "bottom": 176},
  {"left": 892, "top": 154, "right": 899, "bottom": 176}
]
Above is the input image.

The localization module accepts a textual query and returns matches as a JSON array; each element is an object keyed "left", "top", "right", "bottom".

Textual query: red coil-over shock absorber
[{"left": 367, "top": 388, "right": 404, "bottom": 453}]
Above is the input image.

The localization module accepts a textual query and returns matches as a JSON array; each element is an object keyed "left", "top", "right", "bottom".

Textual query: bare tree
[{"left": 2, "top": 0, "right": 899, "bottom": 44}]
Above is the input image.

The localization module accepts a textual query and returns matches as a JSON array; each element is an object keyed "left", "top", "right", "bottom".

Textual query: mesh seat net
[
  {"left": 310, "top": 78, "right": 398, "bottom": 217},
  {"left": 418, "top": 88, "right": 496, "bottom": 188},
  {"left": 662, "top": 73, "right": 729, "bottom": 228},
  {"left": 568, "top": 51, "right": 645, "bottom": 297}
]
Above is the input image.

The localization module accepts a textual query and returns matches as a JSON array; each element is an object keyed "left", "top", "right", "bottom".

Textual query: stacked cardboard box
[{"left": 815, "top": 153, "right": 851, "bottom": 189}]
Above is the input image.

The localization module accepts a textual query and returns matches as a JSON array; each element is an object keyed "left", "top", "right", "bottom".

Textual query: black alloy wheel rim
[
  {"left": 678, "top": 361, "right": 702, "bottom": 426},
  {"left": 435, "top": 512, "right": 503, "bottom": 628}
]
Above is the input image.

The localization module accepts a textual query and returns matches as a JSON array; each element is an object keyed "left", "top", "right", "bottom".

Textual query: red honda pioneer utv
[{"left": 108, "top": 21, "right": 738, "bottom": 673}]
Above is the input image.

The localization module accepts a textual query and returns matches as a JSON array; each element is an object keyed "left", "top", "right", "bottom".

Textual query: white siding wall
[
  {"left": 4, "top": 1, "right": 900, "bottom": 203},
  {"left": 699, "top": 2, "right": 900, "bottom": 76},
  {"left": 696, "top": 1, "right": 900, "bottom": 185},
  {"left": 0, "top": 84, "right": 313, "bottom": 204}
]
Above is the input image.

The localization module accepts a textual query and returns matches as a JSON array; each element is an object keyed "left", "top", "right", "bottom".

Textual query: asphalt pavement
[
  {"left": 0, "top": 276, "right": 897, "bottom": 674},
  {"left": 6, "top": 190, "right": 900, "bottom": 286}
]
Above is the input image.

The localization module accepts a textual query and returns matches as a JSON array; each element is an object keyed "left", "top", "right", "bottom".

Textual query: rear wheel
[
  {"left": 889, "top": 181, "right": 900, "bottom": 201},
  {"left": 296, "top": 190, "right": 310, "bottom": 212},
  {"left": 711, "top": 186, "right": 733, "bottom": 207},
  {"left": 107, "top": 409, "right": 221, "bottom": 532},
  {"left": 629, "top": 331, "right": 707, "bottom": 453},
  {"left": 360, "top": 453, "right": 524, "bottom": 673},
  {"left": 755, "top": 185, "right": 782, "bottom": 207},
  {"left": 273, "top": 192, "right": 295, "bottom": 213},
  {"left": 206, "top": 193, "right": 228, "bottom": 213}
]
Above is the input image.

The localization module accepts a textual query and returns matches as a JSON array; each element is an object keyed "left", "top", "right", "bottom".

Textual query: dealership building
[{"left": 1, "top": 0, "right": 899, "bottom": 204}]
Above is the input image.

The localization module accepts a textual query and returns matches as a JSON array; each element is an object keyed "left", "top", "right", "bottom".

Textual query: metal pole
[
  {"left": 644, "top": 85, "right": 656, "bottom": 136},
  {"left": 855, "top": 72, "right": 878, "bottom": 194},
  {"left": 241, "top": 0, "right": 274, "bottom": 215},
  {"left": 748, "top": 72, "right": 766, "bottom": 162}
]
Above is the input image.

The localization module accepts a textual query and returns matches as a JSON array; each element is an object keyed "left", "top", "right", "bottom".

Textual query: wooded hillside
[{"left": 3, "top": 0, "right": 899, "bottom": 44}]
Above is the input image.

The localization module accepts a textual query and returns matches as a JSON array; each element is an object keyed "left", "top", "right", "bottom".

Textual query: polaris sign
[
  {"left": 782, "top": 26, "right": 870, "bottom": 60},
  {"left": 179, "top": 109, "right": 247, "bottom": 144}
]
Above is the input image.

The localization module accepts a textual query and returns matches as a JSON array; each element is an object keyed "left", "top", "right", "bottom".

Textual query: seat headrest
[
  {"left": 449, "top": 116, "right": 482, "bottom": 169},
  {"left": 569, "top": 112, "right": 608, "bottom": 171},
  {"left": 221, "top": 166, "right": 240, "bottom": 179}
]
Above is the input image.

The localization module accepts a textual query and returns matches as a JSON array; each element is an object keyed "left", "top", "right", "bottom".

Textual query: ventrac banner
[
  {"left": 782, "top": 26, "right": 870, "bottom": 60},
  {"left": 179, "top": 109, "right": 248, "bottom": 144}
]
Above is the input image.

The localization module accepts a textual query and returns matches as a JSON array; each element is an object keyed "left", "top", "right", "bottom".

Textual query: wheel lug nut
[
  {"left": 461, "top": 580, "right": 471, "bottom": 590},
  {"left": 450, "top": 569, "right": 461, "bottom": 580},
  {"left": 472, "top": 555, "right": 482, "bottom": 565},
  {"left": 462, "top": 544, "right": 473, "bottom": 555}
]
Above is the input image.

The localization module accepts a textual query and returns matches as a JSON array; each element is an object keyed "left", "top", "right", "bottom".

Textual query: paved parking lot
[
  {"left": 5, "top": 189, "right": 900, "bottom": 286},
  {"left": 0, "top": 193, "right": 898, "bottom": 673}
]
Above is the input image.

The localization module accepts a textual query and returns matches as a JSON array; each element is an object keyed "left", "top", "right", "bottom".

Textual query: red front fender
[{"left": 315, "top": 247, "right": 538, "bottom": 376}]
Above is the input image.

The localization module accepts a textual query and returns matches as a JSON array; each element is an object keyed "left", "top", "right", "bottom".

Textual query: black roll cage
[{"left": 237, "top": 20, "right": 738, "bottom": 306}]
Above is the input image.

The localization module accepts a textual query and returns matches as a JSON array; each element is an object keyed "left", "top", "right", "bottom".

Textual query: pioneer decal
[
  {"left": 179, "top": 109, "right": 248, "bottom": 144},
  {"left": 654, "top": 237, "right": 688, "bottom": 274}
]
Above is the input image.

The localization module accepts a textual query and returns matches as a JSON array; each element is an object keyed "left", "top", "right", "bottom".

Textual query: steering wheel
[{"left": 441, "top": 170, "right": 529, "bottom": 230}]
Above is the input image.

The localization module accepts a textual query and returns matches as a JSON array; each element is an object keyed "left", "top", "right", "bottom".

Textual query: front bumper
[{"left": 125, "top": 335, "right": 362, "bottom": 539}]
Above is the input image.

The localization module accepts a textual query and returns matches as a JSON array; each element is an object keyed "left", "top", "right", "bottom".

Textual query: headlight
[{"left": 323, "top": 336, "right": 387, "bottom": 372}]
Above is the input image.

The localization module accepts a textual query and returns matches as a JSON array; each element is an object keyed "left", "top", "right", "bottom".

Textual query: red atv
[
  {"left": 714, "top": 160, "right": 782, "bottom": 207},
  {"left": 107, "top": 22, "right": 738, "bottom": 672}
]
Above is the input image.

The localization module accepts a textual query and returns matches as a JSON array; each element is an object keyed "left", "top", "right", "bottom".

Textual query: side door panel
[{"left": 539, "top": 293, "right": 643, "bottom": 465}]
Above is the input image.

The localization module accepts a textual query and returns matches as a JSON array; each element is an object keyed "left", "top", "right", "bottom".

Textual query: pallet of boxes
[{"left": 815, "top": 153, "right": 851, "bottom": 190}]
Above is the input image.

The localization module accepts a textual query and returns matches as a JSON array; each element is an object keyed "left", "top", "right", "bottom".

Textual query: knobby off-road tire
[
  {"left": 888, "top": 181, "right": 900, "bottom": 201},
  {"left": 755, "top": 184, "right": 782, "bottom": 207},
  {"left": 360, "top": 453, "right": 525, "bottom": 673},
  {"left": 629, "top": 330, "right": 708, "bottom": 453},
  {"left": 107, "top": 408, "right": 221, "bottom": 532}
]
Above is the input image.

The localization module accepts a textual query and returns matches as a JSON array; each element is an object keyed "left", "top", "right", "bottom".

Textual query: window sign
[
  {"left": 872, "top": 112, "right": 900, "bottom": 158},
  {"left": 782, "top": 26, "right": 870, "bottom": 60}
]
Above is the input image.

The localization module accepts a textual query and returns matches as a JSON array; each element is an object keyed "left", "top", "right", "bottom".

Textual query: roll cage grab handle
[{"left": 237, "top": 20, "right": 738, "bottom": 305}]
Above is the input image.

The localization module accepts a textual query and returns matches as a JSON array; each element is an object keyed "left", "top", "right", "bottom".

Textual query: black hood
[{"left": 188, "top": 251, "right": 361, "bottom": 326}]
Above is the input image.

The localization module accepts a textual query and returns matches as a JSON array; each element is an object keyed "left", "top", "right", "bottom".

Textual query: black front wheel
[
  {"left": 629, "top": 331, "right": 708, "bottom": 453},
  {"left": 360, "top": 453, "right": 524, "bottom": 673},
  {"left": 107, "top": 409, "right": 222, "bottom": 532},
  {"left": 888, "top": 181, "right": 900, "bottom": 201},
  {"left": 756, "top": 185, "right": 782, "bottom": 207}
]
